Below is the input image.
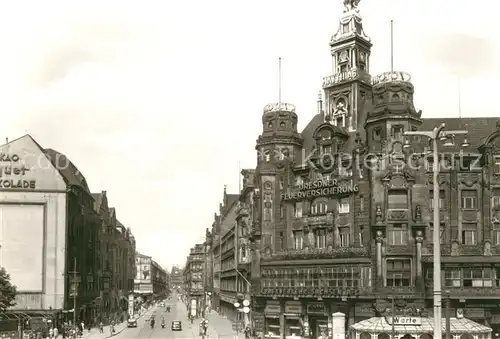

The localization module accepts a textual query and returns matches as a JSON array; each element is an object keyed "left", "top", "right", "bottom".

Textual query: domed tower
[
  {"left": 255, "top": 102, "right": 303, "bottom": 253},
  {"left": 323, "top": 0, "right": 372, "bottom": 134},
  {"left": 365, "top": 72, "right": 423, "bottom": 154}
]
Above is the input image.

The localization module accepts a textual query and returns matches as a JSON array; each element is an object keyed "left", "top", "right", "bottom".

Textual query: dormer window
[
  {"left": 373, "top": 128, "right": 382, "bottom": 141},
  {"left": 280, "top": 121, "right": 286, "bottom": 128},
  {"left": 267, "top": 122, "right": 273, "bottom": 128}
]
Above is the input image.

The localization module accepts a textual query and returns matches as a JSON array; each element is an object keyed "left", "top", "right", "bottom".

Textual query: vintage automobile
[{"left": 171, "top": 321, "right": 182, "bottom": 331}]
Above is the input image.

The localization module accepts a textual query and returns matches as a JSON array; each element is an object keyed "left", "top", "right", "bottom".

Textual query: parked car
[
  {"left": 127, "top": 319, "right": 137, "bottom": 328},
  {"left": 171, "top": 321, "right": 182, "bottom": 331}
]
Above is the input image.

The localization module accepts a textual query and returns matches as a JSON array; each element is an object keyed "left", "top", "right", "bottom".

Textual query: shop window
[
  {"left": 314, "top": 229, "right": 326, "bottom": 249},
  {"left": 285, "top": 318, "right": 301, "bottom": 337},
  {"left": 429, "top": 190, "right": 445, "bottom": 210},
  {"left": 429, "top": 223, "right": 445, "bottom": 244},
  {"left": 461, "top": 190, "right": 477, "bottom": 209},
  {"left": 444, "top": 269, "right": 461, "bottom": 287},
  {"left": 265, "top": 318, "right": 280, "bottom": 337},
  {"left": 338, "top": 197, "right": 349, "bottom": 214},
  {"left": 293, "top": 231, "right": 303, "bottom": 250},
  {"left": 386, "top": 258, "right": 411, "bottom": 287},
  {"left": 387, "top": 223, "right": 408, "bottom": 245},
  {"left": 388, "top": 190, "right": 408, "bottom": 209},
  {"left": 463, "top": 268, "right": 492, "bottom": 287},
  {"left": 462, "top": 223, "right": 477, "bottom": 245},
  {"left": 339, "top": 227, "right": 350, "bottom": 247}
]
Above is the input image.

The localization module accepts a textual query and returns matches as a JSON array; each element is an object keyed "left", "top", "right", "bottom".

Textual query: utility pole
[{"left": 68, "top": 258, "right": 79, "bottom": 328}]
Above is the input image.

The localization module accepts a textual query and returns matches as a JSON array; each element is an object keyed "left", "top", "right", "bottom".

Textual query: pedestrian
[
  {"left": 53, "top": 327, "right": 59, "bottom": 338},
  {"left": 49, "top": 327, "right": 54, "bottom": 338},
  {"left": 99, "top": 321, "right": 104, "bottom": 333}
]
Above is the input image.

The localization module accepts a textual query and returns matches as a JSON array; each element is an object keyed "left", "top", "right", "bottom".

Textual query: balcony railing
[
  {"left": 259, "top": 286, "right": 372, "bottom": 298},
  {"left": 262, "top": 247, "right": 369, "bottom": 261},
  {"left": 421, "top": 242, "right": 499, "bottom": 258}
]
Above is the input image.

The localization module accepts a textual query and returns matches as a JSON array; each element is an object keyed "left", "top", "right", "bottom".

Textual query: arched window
[
  {"left": 377, "top": 334, "right": 390, "bottom": 339},
  {"left": 360, "top": 333, "right": 371, "bottom": 339},
  {"left": 311, "top": 198, "right": 328, "bottom": 215},
  {"left": 264, "top": 150, "right": 271, "bottom": 162}
]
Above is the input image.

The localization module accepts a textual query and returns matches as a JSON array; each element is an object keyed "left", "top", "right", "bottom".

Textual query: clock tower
[{"left": 322, "top": 0, "right": 372, "bottom": 134}]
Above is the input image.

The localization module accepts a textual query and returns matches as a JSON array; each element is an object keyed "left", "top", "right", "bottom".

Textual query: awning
[{"left": 351, "top": 317, "right": 492, "bottom": 335}]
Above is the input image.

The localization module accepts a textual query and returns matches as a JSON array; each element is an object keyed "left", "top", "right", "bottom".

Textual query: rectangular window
[
  {"left": 461, "top": 190, "right": 477, "bottom": 209},
  {"left": 429, "top": 222, "right": 446, "bottom": 244},
  {"left": 387, "top": 224, "right": 408, "bottom": 245},
  {"left": 462, "top": 223, "right": 477, "bottom": 245},
  {"left": 314, "top": 229, "right": 326, "bottom": 249},
  {"left": 322, "top": 145, "right": 332, "bottom": 154},
  {"left": 280, "top": 205, "right": 284, "bottom": 219},
  {"left": 493, "top": 224, "right": 500, "bottom": 246},
  {"left": 392, "top": 126, "right": 403, "bottom": 139},
  {"left": 463, "top": 268, "right": 492, "bottom": 287},
  {"left": 388, "top": 190, "right": 408, "bottom": 209},
  {"left": 386, "top": 259, "right": 411, "bottom": 287},
  {"left": 492, "top": 189, "right": 500, "bottom": 209},
  {"left": 360, "top": 195, "right": 364, "bottom": 212},
  {"left": 339, "top": 227, "right": 350, "bottom": 247},
  {"left": 294, "top": 202, "right": 303, "bottom": 218},
  {"left": 338, "top": 198, "right": 350, "bottom": 214},
  {"left": 495, "top": 156, "right": 500, "bottom": 175},
  {"left": 293, "top": 231, "right": 303, "bottom": 250},
  {"left": 295, "top": 176, "right": 303, "bottom": 186},
  {"left": 276, "top": 232, "right": 284, "bottom": 250},
  {"left": 429, "top": 190, "right": 445, "bottom": 210}
]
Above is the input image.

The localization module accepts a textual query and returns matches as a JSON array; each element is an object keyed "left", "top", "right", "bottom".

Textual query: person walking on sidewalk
[{"left": 98, "top": 321, "right": 104, "bottom": 334}]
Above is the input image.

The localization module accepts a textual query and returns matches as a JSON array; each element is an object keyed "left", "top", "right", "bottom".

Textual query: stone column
[
  {"left": 415, "top": 230, "right": 423, "bottom": 277},
  {"left": 375, "top": 230, "right": 384, "bottom": 278},
  {"left": 332, "top": 312, "right": 345, "bottom": 339}
]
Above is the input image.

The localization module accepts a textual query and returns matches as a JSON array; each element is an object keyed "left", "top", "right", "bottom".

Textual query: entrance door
[{"left": 310, "top": 316, "right": 328, "bottom": 338}]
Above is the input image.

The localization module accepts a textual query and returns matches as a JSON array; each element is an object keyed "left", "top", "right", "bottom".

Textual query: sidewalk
[
  {"left": 83, "top": 307, "right": 155, "bottom": 339},
  {"left": 197, "top": 311, "right": 244, "bottom": 339}
]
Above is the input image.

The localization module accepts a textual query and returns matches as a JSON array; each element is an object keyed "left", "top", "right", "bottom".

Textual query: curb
[{"left": 103, "top": 308, "right": 154, "bottom": 338}]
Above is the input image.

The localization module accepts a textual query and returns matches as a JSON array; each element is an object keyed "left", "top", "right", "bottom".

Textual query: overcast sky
[{"left": 0, "top": 0, "right": 498, "bottom": 270}]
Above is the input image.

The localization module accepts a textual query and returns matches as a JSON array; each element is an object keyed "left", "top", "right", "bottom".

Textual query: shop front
[
  {"left": 264, "top": 301, "right": 281, "bottom": 339},
  {"left": 284, "top": 301, "right": 303, "bottom": 339},
  {"left": 350, "top": 316, "right": 492, "bottom": 339},
  {"left": 306, "top": 302, "right": 329, "bottom": 338}
]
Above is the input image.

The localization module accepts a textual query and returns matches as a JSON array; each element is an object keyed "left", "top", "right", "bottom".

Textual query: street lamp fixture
[{"left": 404, "top": 123, "right": 469, "bottom": 339}]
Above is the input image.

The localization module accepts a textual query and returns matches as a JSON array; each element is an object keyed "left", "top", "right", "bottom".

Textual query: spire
[
  {"left": 317, "top": 90, "right": 323, "bottom": 116},
  {"left": 331, "top": 0, "right": 370, "bottom": 45}
]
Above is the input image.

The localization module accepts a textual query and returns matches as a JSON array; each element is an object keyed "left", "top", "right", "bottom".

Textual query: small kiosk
[{"left": 350, "top": 316, "right": 492, "bottom": 339}]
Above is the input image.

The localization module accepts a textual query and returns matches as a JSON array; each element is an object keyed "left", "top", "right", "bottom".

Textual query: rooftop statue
[{"left": 343, "top": 0, "right": 360, "bottom": 12}]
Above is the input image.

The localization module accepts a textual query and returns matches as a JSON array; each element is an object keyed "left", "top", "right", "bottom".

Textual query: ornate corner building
[{"left": 245, "top": 1, "right": 500, "bottom": 337}]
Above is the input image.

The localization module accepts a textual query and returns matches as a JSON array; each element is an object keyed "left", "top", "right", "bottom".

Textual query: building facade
[
  {"left": 187, "top": 1, "right": 500, "bottom": 337},
  {"left": 184, "top": 244, "right": 206, "bottom": 317},
  {"left": 208, "top": 187, "right": 240, "bottom": 320},
  {"left": 248, "top": 2, "right": 500, "bottom": 337},
  {"left": 134, "top": 253, "right": 167, "bottom": 301},
  {"left": 170, "top": 266, "right": 184, "bottom": 290},
  {"left": 0, "top": 135, "right": 138, "bottom": 326}
]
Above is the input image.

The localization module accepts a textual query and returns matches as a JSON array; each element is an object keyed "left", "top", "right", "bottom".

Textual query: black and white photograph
[{"left": 0, "top": 0, "right": 498, "bottom": 338}]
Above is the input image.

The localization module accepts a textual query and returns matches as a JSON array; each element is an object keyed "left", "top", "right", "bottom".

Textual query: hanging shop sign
[{"left": 280, "top": 179, "right": 358, "bottom": 201}]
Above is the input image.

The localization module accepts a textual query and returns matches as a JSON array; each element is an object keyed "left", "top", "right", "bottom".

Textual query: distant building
[
  {"left": 170, "top": 266, "right": 183, "bottom": 289},
  {"left": 183, "top": 244, "right": 206, "bottom": 316},
  {"left": 134, "top": 253, "right": 167, "bottom": 301}
]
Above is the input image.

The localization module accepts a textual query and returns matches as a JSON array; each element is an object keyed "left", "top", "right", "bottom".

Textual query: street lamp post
[
  {"left": 404, "top": 123, "right": 469, "bottom": 339},
  {"left": 234, "top": 300, "right": 251, "bottom": 335}
]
